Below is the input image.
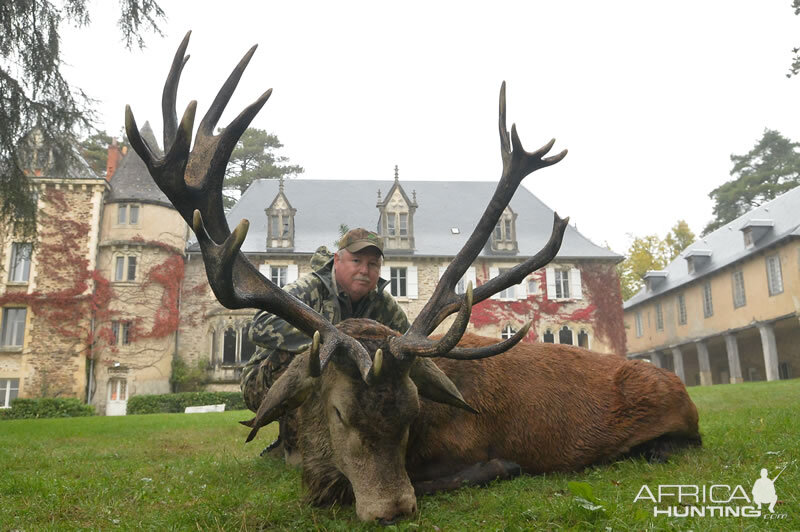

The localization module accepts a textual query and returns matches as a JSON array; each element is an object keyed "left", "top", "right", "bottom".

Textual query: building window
[
  {"left": 223, "top": 328, "right": 237, "bottom": 365},
  {"left": 387, "top": 215, "right": 396, "bottom": 236},
  {"left": 270, "top": 215, "right": 280, "bottom": 237},
  {"left": 110, "top": 321, "right": 131, "bottom": 346},
  {"left": 117, "top": 204, "right": 140, "bottom": 225},
  {"left": 527, "top": 278, "right": 537, "bottom": 295},
  {"left": 108, "top": 378, "right": 127, "bottom": 401},
  {"left": 0, "top": 378, "right": 19, "bottom": 408},
  {"left": 702, "top": 280, "right": 713, "bottom": 318},
  {"left": 399, "top": 213, "right": 408, "bottom": 236},
  {"left": 542, "top": 329, "right": 554, "bottom": 343},
  {"left": 779, "top": 362, "right": 791, "bottom": 380},
  {"left": 217, "top": 325, "right": 256, "bottom": 366},
  {"left": 655, "top": 303, "right": 664, "bottom": 331},
  {"left": 555, "top": 269, "right": 570, "bottom": 299},
  {"left": 578, "top": 329, "right": 589, "bottom": 348},
  {"left": 635, "top": 312, "right": 643, "bottom": 337},
  {"left": 732, "top": 270, "right": 746, "bottom": 308},
  {"left": 390, "top": 267, "right": 407, "bottom": 297},
  {"left": 493, "top": 216, "right": 514, "bottom": 243},
  {"left": 1, "top": 308, "right": 27, "bottom": 347},
  {"left": 8, "top": 243, "right": 32, "bottom": 283},
  {"left": 270, "top": 266, "right": 288, "bottom": 288},
  {"left": 559, "top": 326, "right": 573, "bottom": 345},
  {"left": 114, "top": 256, "right": 137, "bottom": 282},
  {"left": 677, "top": 293, "right": 687, "bottom": 325},
  {"left": 267, "top": 210, "right": 295, "bottom": 245},
  {"left": 766, "top": 254, "right": 783, "bottom": 296},
  {"left": 498, "top": 268, "right": 514, "bottom": 299},
  {"left": 501, "top": 324, "right": 516, "bottom": 339}
]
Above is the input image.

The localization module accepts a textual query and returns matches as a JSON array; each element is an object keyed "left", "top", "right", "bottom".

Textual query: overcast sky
[{"left": 61, "top": 1, "right": 800, "bottom": 254}]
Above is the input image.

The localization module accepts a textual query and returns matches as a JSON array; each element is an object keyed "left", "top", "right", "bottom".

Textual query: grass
[{"left": 1, "top": 379, "right": 798, "bottom": 531}]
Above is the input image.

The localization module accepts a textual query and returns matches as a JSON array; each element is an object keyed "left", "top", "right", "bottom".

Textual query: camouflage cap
[{"left": 338, "top": 228, "right": 384, "bottom": 256}]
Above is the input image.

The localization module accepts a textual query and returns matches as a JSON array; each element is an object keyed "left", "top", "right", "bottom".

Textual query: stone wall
[{"left": 0, "top": 179, "right": 107, "bottom": 400}]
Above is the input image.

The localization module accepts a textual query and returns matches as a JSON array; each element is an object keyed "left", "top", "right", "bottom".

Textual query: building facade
[
  {"left": 1, "top": 136, "right": 626, "bottom": 413},
  {"left": 624, "top": 187, "right": 800, "bottom": 386}
]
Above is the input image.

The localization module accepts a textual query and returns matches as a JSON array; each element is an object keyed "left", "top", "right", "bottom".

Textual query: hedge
[
  {"left": 127, "top": 391, "right": 246, "bottom": 415},
  {"left": 0, "top": 398, "right": 95, "bottom": 420}
]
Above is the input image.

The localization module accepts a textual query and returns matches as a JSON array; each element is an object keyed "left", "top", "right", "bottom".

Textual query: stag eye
[{"left": 333, "top": 406, "right": 344, "bottom": 424}]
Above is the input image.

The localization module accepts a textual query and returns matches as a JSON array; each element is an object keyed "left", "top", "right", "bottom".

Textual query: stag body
[
  {"left": 287, "top": 320, "right": 699, "bottom": 521},
  {"left": 126, "top": 33, "right": 701, "bottom": 524}
]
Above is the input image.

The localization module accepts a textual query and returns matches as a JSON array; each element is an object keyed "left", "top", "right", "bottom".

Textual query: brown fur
[
  {"left": 293, "top": 320, "right": 700, "bottom": 518},
  {"left": 406, "top": 333, "right": 699, "bottom": 479}
]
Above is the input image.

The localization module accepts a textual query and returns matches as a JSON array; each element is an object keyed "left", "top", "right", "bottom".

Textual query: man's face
[{"left": 334, "top": 248, "right": 382, "bottom": 302}]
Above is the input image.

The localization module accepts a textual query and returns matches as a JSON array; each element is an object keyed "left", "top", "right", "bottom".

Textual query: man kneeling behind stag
[{"left": 240, "top": 228, "right": 410, "bottom": 458}]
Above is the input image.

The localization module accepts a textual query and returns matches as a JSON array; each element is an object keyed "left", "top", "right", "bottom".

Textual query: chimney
[{"left": 106, "top": 139, "right": 123, "bottom": 181}]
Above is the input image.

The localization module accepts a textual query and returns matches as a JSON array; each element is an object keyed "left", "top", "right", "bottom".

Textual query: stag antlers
[{"left": 127, "top": 34, "right": 569, "bottom": 441}]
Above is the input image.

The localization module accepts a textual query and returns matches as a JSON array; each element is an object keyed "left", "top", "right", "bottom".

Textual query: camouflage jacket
[{"left": 244, "top": 258, "right": 410, "bottom": 376}]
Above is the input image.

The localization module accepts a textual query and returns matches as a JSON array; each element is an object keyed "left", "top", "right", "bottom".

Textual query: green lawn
[{"left": 1, "top": 379, "right": 798, "bottom": 531}]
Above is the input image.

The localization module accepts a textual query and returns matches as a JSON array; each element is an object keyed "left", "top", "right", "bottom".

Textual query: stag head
[{"left": 126, "top": 33, "right": 568, "bottom": 522}]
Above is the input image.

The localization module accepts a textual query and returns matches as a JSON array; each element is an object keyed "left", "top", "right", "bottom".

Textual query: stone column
[
  {"left": 670, "top": 346, "right": 686, "bottom": 383},
  {"left": 649, "top": 351, "right": 663, "bottom": 368},
  {"left": 723, "top": 333, "right": 744, "bottom": 383},
  {"left": 695, "top": 341, "right": 713, "bottom": 386},
  {"left": 757, "top": 323, "right": 780, "bottom": 381}
]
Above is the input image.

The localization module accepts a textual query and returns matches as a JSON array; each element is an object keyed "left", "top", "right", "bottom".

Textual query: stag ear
[
  {"left": 409, "top": 358, "right": 478, "bottom": 414},
  {"left": 240, "top": 350, "right": 319, "bottom": 442}
]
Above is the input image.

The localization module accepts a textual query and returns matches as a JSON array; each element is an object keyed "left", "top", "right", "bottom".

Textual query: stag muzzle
[{"left": 353, "top": 483, "right": 417, "bottom": 523}]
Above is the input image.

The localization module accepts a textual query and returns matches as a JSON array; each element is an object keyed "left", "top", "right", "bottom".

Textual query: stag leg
[{"left": 411, "top": 459, "right": 521, "bottom": 496}]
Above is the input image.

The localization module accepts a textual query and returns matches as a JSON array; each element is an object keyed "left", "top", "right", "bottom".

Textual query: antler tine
[
  {"left": 391, "top": 282, "right": 474, "bottom": 360},
  {"left": 162, "top": 31, "right": 191, "bottom": 152},
  {"left": 398, "top": 82, "right": 568, "bottom": 351},
  {"left": 437, "top": 321, "right": 532, "bottom": 360}
]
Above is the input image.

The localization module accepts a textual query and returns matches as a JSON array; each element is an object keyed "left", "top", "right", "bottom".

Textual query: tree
[
  {"left": 223, "top": 128, "right": 304, "bottom": 209},
  {"left": 703, "top": 129, "right": 800, "bottom": 235},
  {"left": 617, "top": 220, "right": 695, "bottom": 301},
  {"left": 78, "top": 131, "right": 130, "bottom": 177},
  {"left": 790, "top": 1, "right": 800, "bottom": 76},
  {"left": 0, "top": 0, "right": 164, "bottom": 237},
  {"left": 664, "top": 219, "right": 695, "bottom": 261}
]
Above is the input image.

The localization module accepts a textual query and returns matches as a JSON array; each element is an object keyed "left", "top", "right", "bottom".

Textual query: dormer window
[
  {"left": 740, "top": 219, "right": 773, "bottom": 249},
  {"left": 643, "top": 270, "right": 668, "bottom": 292},
  {"left": 377, "top": 167, "right": 417, "bottom": 251},
  {"left": 491, "top": 207, "right": 518, "bottom": 253},
  {"left": 684, "top": 248, "right": 712, "bottom": 275},
  {"left": 265, "top": 179, "right": 296, "bottom": 249}
]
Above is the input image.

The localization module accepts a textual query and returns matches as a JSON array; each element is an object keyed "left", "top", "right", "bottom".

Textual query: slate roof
[
  {"left": 624, "top": 185, "right": 800, "bottom": 310},
  {"left": 107, "top": 122, "right": 172, "bottom": 208},
  {"left": 190, "top": 178, "right": 621, "bottom": 261}
]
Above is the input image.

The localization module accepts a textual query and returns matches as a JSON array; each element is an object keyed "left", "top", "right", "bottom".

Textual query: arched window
[
  {"left": 543, "top": 328, "right": 554, "bottom": 343},
  {"left": 241, "top": 325, "right": 256, "bottom": 363},
  {"left": 501, "top": 324, "right": 516, "bottom": 340},
  {"left": 559, "top": 326, "right": 573, "bottom": 345},
  {"left": 223, "top": 328, "right": 237, "bottom": 364},
  {"left": 578, "top": 329, "right": 589, "bottom": 349},
  {"left": 209, "top": 330, "right": 218, "bottom": 365}
]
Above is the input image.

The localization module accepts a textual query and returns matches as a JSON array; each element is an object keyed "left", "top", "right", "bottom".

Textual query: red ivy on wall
[
  {"left": 467, "top": 263, "right": 626, "bottom": 355},
  {"left": 0, "top": 190, "right": 114, "bottom": 355}
]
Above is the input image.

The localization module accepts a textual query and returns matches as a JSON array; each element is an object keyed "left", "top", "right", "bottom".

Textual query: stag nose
[{"left": 358, "top": 493, "right": 417, "bottom": 523}]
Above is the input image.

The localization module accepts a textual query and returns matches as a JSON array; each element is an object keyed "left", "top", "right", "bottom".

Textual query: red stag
[{"left": 126, "top": 33, "right": 700, "bottom": 523}]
